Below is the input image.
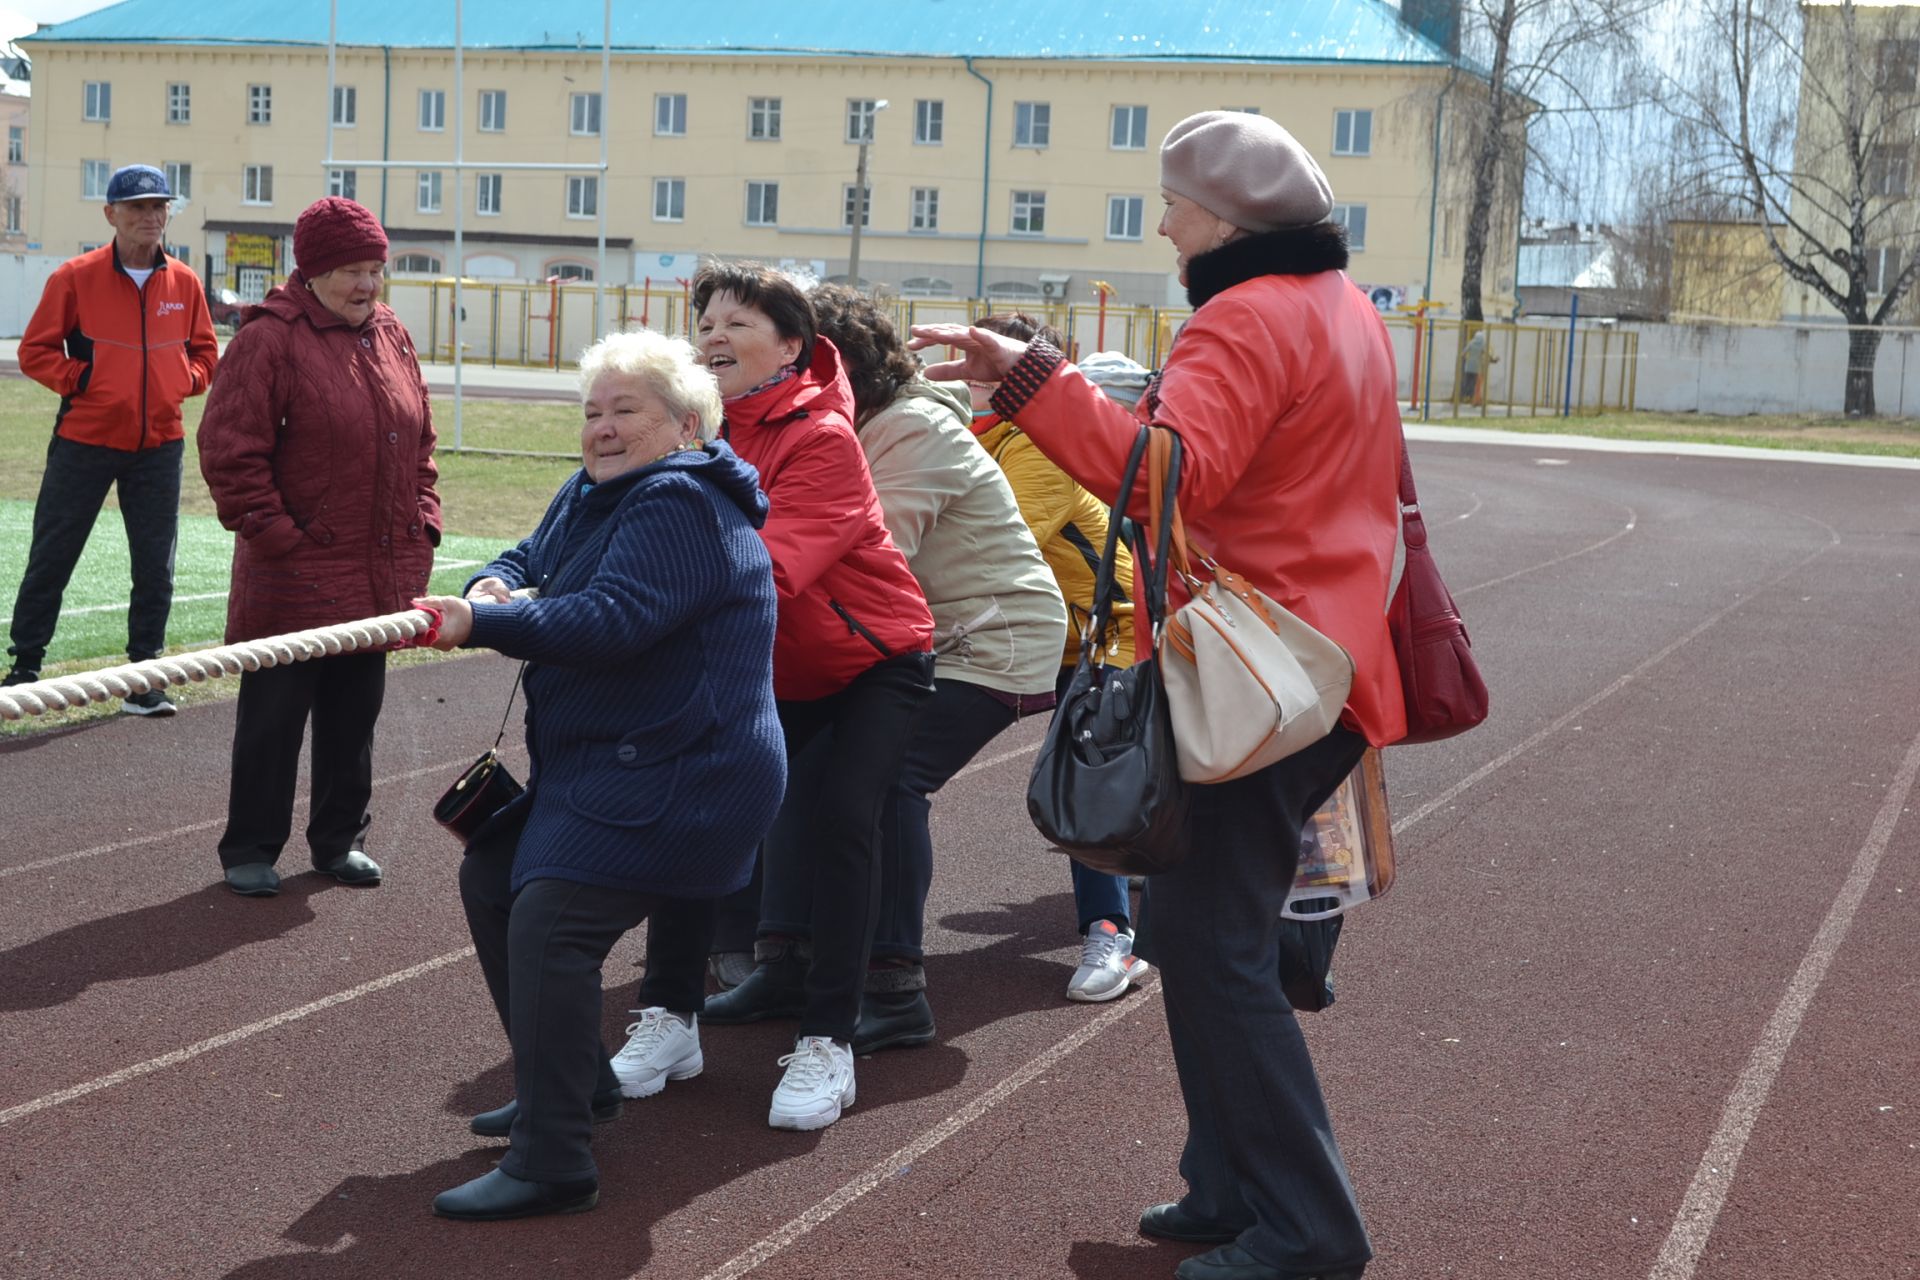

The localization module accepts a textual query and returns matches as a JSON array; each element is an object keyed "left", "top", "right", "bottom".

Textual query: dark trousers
[
  {"left": 216, "top": 651, "right": 387, "bottom": 869},
  {"left": 459, "top": 815, "right": 710, "bottom": 1182},
  {"left": 1056, "top": 664, "right": 1133, "bottom": 934},
  {"left": 871, "top": 678, "right": 1018, "bottom": 963},
  {"left": 756, "top": 651, "right": 933, "bottom": 1042},
  {"left": 1137, "top": 726, "right": 1372, "bottom": 1276},
  {"left": 7, "top": 435, "right": 182, "bottom": 671}
]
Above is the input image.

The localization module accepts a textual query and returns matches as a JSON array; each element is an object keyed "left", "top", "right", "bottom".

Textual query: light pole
[{"left": 846, "top": 98, "right": 888, "bottom": 290}]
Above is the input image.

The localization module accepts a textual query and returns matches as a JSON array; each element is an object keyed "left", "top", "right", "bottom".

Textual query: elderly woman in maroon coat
[{"left": 198, "top": 197, "right": 442, "bottom": 897}]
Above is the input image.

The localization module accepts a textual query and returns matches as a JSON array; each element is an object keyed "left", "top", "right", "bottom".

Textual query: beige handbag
[{"left": 1147, "top": 428, "right": 1355, "bottom": 784}]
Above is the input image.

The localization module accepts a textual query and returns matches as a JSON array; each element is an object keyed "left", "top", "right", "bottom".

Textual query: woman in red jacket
[
  {"left": 911, "top": 113, "right": 1402, "bottom": 1280},
  {"left": 197, "top": 198, "right": 442, "bottom": 899}
]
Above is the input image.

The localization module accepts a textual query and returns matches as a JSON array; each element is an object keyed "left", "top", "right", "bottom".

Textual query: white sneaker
[
  {"left": 1066, "top": 920, "right": 1151, "bottom": 1003},
  {"left": 610, "top": 1007, "right": 702, "bottom": 1099},
  {"left": 768, "top": 1035, "right": 856, "bottom": 1131}
]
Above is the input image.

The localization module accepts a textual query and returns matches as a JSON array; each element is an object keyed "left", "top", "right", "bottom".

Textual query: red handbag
[{"left": 1388, "top": 441, "right": 1489, "bottom": 743}]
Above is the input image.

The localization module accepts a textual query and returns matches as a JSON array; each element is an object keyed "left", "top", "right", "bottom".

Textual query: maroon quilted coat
[{"left": 198, "top": 273, "right": 442, "bottom": 643}]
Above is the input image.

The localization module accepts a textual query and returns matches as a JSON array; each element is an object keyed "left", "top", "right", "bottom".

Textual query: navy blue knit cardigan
[{"left": 463, "top": 442, "right": 785, "bottom": 896}]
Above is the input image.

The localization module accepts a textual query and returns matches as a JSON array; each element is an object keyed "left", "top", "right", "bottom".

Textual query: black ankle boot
[
  {"left": 701, "top": 944, "right": 808, "bottom": 1025},
  {"left": 469, "top": 1086, "right": 624, "bottom": 1138}
]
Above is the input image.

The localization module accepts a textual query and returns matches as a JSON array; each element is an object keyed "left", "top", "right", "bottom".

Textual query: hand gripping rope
[{"left": 0, "top": 606, "right": 444, "bottom": 722}]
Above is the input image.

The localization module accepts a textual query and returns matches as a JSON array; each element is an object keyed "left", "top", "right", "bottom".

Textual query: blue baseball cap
[{"left": 106, "top": 164, "right": 172, "bottom": 203}]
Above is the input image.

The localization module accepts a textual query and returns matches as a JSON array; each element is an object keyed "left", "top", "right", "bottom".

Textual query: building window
[
  {"left": 749, "top": 96, "right": 781, "bottom": 140},
  {"left": 1866, "top": 246, "right": 1903, "bottom": 294},
  {"left": 419, "top": 89, "right": 446, "bottom": 131},
  {"left": 1878, "top": 39, "right": 1920, "bottom": 92},
  {"left": 654, "top": 93, "right": 686, "bottom": 137},
  {"left": 901, "top": 276, "right": 954, "bottom": 298},
  {"left": 846, "top": 99, "right": 880, "bottom": 144},
  {"left": 572, "top": 92, "right": 603, "bottom": 137},
  {"left": 164, "top": 162, "right": 192, "bottom": 200},
  {"left": 1014, "top": 102, "right": 1051, "bottom": 148},
  {"left": 1011, "top": 190, "right": 1047, "bottom": 235},
  {"left": 549, "top": 262, "right": 594, "bottom": 282},
  {"left": 8, "top": 125, "right": 24, "bottom": 164},
  {"left": 915, "top": 99, "right": 943, "bottom": 145},
  {"left": 986, "top": 280, "right": 1042, "bottom": 300},
  {"left": 83, "top": 81, "right": 110, "bottom": 122},
  {"left": 479, "top": 89, "right": 507, "bottom": 132},
  {"left": 417, "top": 171, "right": 443, "bottom": 214},
  {"left": 5, "top": 196, "right": 20, "bottom": 234},
  {"left": 1870, "top": 146, "right": 1911, "bottom": 197},
  {"left": 331, "top": 85, "right": 356, "bottom": 127},
  {"left": 842, "top": 183, "right": 872, "bottom": 229},
  {"left": 82, "top": 159, "right": 110, "bottom": 200},
  {"left": 167, "top": 241, "right": 191, "bottom": 262},
  {"left": 393, "top": 252, "right": 442, "bottom": 274},
  {"left": 1106, "top": 194, "right": 1144, "bottom": 240},
  {"left": 745, "top": 180, "right": 779, "bottom": 226},
  {"left": 328, "top": 168, "right": 356, "bottom": 200},
  {"left": 1111, "top": 105, "right": 1147, "bottom": 150},
  {"left": 653, "top": 177, "right": 685, "bottom": 222},
  {"left": 1332, "top": 202, "right": 1367, "bottom": 251},
  {"left": 248, "top": 84, "right": 272, "bottom": 125},
  {"left": 1333, "top": 109, "right": 1372, "bottom": 157},
  {"left": 166, "top": 83, "right": 190, "bottom": 125},
  {"left": 568, "top": 175, "right": 600, "bottom": 219},
  {"left": 911, "top": 186, "right": 939, "bottom": 232},
  {"left": 1226, "top": 105, "right": 1262, "bottom": 115},
  {"left": 477, "top": 173, "right": 502, "bottom": 215},
  {"left": 242, "top": 164, "right": 273, "bottom": 205}
]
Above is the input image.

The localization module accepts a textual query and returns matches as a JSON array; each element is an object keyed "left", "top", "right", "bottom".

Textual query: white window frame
[
  {"left": 83, "top": 81, "right": 110, "bottom": 122},
  {"left": 1013, "top": 101, "right": 1050, "bottom": 148},
  {"left": 1333, "top": 109, "right": 1372, "bottom": 157},
  {"left": 5, "top": 195, "right": 21, "bottom": 235},
  {"left": 242, "top": 164, "right": 273, "bottom": 206},
  {"left": 1867, "top": 245, "right": 1902, "bottom": 294},
  {"left": 915, "top": 99, "right": 943, "bottom": 145},
  {"left": 572, "top": 92, "right": 603, "bottom": 137},
  {"left": 548, "top": 261, "right": 594, "bottom": 282},
  {"left": 419, "top": 89, "right": 446, "bottom": 132},
  {"left": 842, "top": 183, "right": 872, "bottom": 229},
  {"left": 745, "top": 180, "right": 779, "bottom": 227},
  {"left": 477, "top": 172, "right": 502, "bottom": 216},
  {"left": 654, "top": 92, "right": 686, "bottom": 137},
  {"left": 567, "top": 174, "right": 600, "bottom": 219},
  {"left": 652, "top": 177, "right": 685, "bottom": 222},
  {"left": 393, "top": 252, "right": 443, "bottom": 275},
  {"left": 1869, "top": 146, "right": 1910, "bottom": 198},
  {"left": 82, "top": 159, "right": 110, "bottom": 201},
  {"left": 1010, "top": 189, "right": 1047, "bottom": 235},
  {"left": 7, "top": 125, "right": 21, "bottom": 164},
  {"left": 1106, "top": 194, "right": 1144, "bottom": 241},
  {"left": 332, "top": 85, "right": 357, "bottom": 127},
  {"left": 748, "top": 96, "right": 781, "bottom": 141},
  {"left": 164, "top": 162, "right": 192, "bottom": 200},
  {"left": 846, "top": 99, "right": 879, "bottom": 144},
  {"left": 247, "top": 83, "right": 272, "bottom": 126},
  {"left": 479, "top": 89, "right": 507, "bottom": 133},
  {"left": 417, "top": 170, "right": 443, "bottom": 214},
  {"left": 1110, "top": 105, "right": 1147, "bottom": 150},
  {"left": 1332, "top": 202, "right": 1367, "bottom": 252},
  {"left": 327, "top": 168, "right": 357, "bottom": 200},
  {"left": 910, "top": 186, "right": 939, "bottom": 233},
  {"left": 166, "top": 82, "right": 190, "bottom": 125}
]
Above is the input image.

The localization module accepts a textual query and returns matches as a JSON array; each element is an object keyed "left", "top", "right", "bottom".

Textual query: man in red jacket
[{"left": 5, "top": 164, "right": 218, "bottom": 713}]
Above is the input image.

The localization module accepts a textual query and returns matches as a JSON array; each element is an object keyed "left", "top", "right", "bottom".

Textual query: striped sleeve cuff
[{"left": 988, "top": 339, "right": 1065, "bottom": 421}]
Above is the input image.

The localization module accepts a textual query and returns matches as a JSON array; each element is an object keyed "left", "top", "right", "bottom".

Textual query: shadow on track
[{"left": 1069, "top": 1239, "right": 1201, "bottom": 1279}]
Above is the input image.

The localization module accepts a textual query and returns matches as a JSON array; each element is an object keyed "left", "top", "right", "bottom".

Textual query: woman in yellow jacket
[{"left": 968, "top": 313, "right": 1151, "bottom": 1004}]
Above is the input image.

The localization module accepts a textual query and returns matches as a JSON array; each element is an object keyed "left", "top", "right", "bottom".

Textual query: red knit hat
[{"left": 294, "top": 197, "right": 389, "bottom": 279}]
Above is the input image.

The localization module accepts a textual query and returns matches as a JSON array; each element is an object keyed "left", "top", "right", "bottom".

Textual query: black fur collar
[{"left": 1184, "top": 222, "right": 1351, "bottom": 308}]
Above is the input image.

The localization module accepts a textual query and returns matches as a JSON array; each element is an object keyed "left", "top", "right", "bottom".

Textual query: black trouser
[
  {"left": 756, "top": 651, "right": 933, "bottom": 1042},
  {"left": 7, "top": 435, "right": 182, "bottom": 672},
  {"left": 216, "top": 651, "right": 386, "bottom": 869},
  {"left": 1136, "top": 726, "right": 1372, "bottom": 1276},
  {"left": 459, "top": 814, "right": 710, "bottom": 1182}
]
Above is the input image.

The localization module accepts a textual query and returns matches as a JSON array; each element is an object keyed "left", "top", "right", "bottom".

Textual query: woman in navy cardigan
[{"left": 416, "top": 329, "right": 784, "bottom": 1222}]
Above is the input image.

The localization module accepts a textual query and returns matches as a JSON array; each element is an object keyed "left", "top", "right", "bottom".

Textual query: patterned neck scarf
[{"left": 722, "top": 363, "right": 799, "bottom": 405}]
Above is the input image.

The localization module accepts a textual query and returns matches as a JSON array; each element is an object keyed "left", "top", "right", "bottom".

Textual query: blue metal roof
[{"left": 23, "top": 0, "right": 1453, "bottom": 64}]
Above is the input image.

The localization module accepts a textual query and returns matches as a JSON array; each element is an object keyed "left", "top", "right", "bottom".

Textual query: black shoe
[
  {"left": 852, "top": 988, "right": 936, "bottom": 1055},
  {"left": 1, "top": 667, "right": 39, "bottom": 687},
  {"left": 315, "top": 849, "right": 382, "bottom": 886},
  {"left": 1174, "top": 1244, "right": 1362, "bottom": 1280},
  {"left": 120, "top": 688, "right": 177, "bottom": 716},
  {"left": 432, "top": 1167, "right": 598, "bottom": 1221},
  {"left": 223, "top": 863, "right": 282, "bottom": 897},
  {"left": 1140, "top": 1202, "right": 1243, "bottom": 1245},
  {"left": 700, "top": 957, "right": 806, "bottom": 1025},
  {"left": 469, "top": 1088, "right": 625, "bottom": 1138}
]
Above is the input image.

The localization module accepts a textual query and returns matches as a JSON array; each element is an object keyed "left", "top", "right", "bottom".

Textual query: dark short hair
[
  {"left": 809, "top": 284, "right": 922, "bottom": 421},
  {"left": 691, "top": 260, "right": 817, "bottom": 373},
  {"left": 975, "top": 310, "right": 1066, "bottom": 351}
]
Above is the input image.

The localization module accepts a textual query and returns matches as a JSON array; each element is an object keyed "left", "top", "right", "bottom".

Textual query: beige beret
[{"left": 1159, "top": 111, "right": 1335, "bottom": 233}]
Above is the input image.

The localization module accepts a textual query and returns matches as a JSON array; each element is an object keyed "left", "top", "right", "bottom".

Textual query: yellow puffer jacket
[{"left": 974, "top": 416, "right": 1135, "bottom": 670}]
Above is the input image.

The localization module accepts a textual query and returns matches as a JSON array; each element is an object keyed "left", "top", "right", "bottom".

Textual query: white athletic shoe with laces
[
  {"left": 1066, "top": 920, "right": 1151, "bottom": 1003},
  {"left": 768, "top": 1035, "right": 856, "bottom": 1131},
  {"left": 610, "top": 1007, "right": 703, "bottom": 1099}
]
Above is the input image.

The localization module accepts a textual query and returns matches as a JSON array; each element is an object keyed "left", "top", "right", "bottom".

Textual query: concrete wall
[
  {"left": 0, "top": 253, "right": 65, "bottom": 337},
  {"left": 1625, "top": 321, "right": 1920, "bottom": 417}
]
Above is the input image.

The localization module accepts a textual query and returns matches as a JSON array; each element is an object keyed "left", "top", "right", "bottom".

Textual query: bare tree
[{"left": 1671, "top": 0, "right": 1920, "bottom": 415}]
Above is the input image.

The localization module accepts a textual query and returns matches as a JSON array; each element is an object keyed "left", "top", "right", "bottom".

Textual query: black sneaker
[
  {"left": 121, "top": 688, "right": 177, "bottom": 716},
  {"left": 2, "top": 667, "right": 38, "bottom": 687}
]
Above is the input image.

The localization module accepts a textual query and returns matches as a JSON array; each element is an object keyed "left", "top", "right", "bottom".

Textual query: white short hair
[{"left": 577, "top": 329, "right": 723, "bottom": 441}]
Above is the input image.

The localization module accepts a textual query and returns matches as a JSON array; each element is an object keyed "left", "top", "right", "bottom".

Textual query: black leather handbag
[
  {"left": 433, "top": 663, "right": 527, "bottom": 843},
  {"left": 1027, "top": 427, "right": 1191, "bottom": 876}
]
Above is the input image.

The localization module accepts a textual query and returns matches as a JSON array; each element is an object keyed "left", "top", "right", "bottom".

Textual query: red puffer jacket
[
  {"left": 720, "top": 337, "right": 933, "bottom": 701},
  {"left": 197, "top": 274, "right": 442, "bottom": 644}
]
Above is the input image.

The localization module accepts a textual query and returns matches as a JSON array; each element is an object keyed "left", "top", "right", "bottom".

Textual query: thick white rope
[{"left": 0, "top": 608, "right": 437, "bottom": 722}]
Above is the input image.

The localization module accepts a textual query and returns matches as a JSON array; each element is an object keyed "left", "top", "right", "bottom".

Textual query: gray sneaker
[
  {"left": 121, "top": 688, "right": 177, "bottom": 717},
  {"left": 1067, "top": 920, "right": 1151, "bottom": 1003}
]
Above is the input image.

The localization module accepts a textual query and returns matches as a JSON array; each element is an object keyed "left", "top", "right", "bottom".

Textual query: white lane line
[
  {"left": 691, "top": 984, "right": 1162, "bottom": 1280},
  {"left": 1647, "top": 720, "right": 1920, "bottom": 1280},
  {"left": 0, "top": 947, "right": 475, "bottom": 1127},
  {"left": 1455, "top": 507, "right": 1637, "bottom": 598},
  {"left": 1403, "top": 423, "right": 1920, "bottom": 471},
  {"left": 58, "top": 590, "right": 230, "bottom": 618}
]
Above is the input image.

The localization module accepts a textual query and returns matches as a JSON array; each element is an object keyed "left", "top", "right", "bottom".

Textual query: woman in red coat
[
  {"left": 912, "top": 113, "right": 1402, "bottom": 1280},
  {"left": 197, "top": 198, "right": 442, "bottom": 898}
]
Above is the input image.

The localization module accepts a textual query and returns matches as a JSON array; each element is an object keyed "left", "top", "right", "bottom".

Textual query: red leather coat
[
  {"left": 719, "top": 337, "right": 933, "bottom": 701},
  {"left": 197, "top": 274, "right": 442, "bottom": 644}
]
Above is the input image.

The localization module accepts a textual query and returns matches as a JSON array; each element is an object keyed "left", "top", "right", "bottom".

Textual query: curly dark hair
[
  {"left": 808, "top": 284, "right": 922, "bottom": 422},
  {"left": 974, "top": 310, "right": 1066, "bottom": 351},
  {"left": 691, "top": 259, "right": 817, "bottom": 373}
]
